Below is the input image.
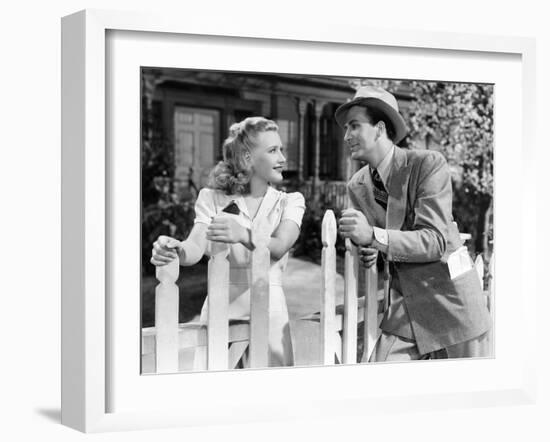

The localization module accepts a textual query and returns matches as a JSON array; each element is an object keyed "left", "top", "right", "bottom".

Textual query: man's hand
[
  {"left": 207, "top": 214, "right": 248, "bottom": 244},
  {"left": 359, "top": 247, "right": 378, "bottom": 268},
  {"left": 338, "top": 208, "right": 374, "bottom": 246}
]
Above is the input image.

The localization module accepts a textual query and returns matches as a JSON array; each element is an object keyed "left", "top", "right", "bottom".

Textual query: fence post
[
  {"left": 320, "top": 210, "right": 337, "bottom": 365},
  {"left": 362, "top": 260, "right": 378, "bottom": 363},
  {"left": 249, "top": 218, "right": 271, "bottom": 368},
  {"left": 474, "top": 254, "right": 484, "bottom": 290},
  {"left": 207, "top": 242, "right": 230, "bottom": 370},
  {"left": 155, "top": 257, "right": 180, "bottom": 373},
  {"left": 383, "top": 261, "right": 391, "bottom": 312},
  {"left": 342, "top": 238, "right": 358, "bottom": 364},
  {"left": 487, "top": 253, "right": 495, "bottom": 357}
]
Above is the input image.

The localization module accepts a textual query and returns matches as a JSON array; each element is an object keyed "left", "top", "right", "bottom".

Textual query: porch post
[
  {"left": 142, "top": 71, "right": 157, "bottom": 150},
  {"left": 312, "top": 100, "right": 326, "bottom": 206},
  {"left": 296, "top": 98, "right": 308, "bottom": 182}
]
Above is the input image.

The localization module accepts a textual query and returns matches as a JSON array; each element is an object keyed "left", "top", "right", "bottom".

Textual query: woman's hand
[
  {"left": 150, "top": 235, "right": 182, "bottom": 266},
  {"left": 206, "top": 215, "right": 247, "bottom": 244},
  {"left": 359, "top": 246, "right": 378, "bottom": 269}
]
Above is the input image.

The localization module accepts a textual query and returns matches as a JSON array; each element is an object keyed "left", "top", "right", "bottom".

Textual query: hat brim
[{"left": 334, "top": 97, "right": 408, "bottom": 144}]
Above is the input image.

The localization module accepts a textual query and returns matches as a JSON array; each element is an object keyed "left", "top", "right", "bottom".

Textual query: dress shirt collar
[{"left": 371, "top": 145, "right": 394, "bottom": 188}]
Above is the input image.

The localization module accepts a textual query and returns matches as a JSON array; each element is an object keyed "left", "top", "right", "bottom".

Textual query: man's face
[{"left": 343, "top": 106, "right": 378, "bottom": 162}]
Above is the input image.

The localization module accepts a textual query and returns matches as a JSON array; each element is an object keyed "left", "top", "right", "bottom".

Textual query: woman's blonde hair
[{"left": 208, "top": 116, "right": 279, "bottom": 195}]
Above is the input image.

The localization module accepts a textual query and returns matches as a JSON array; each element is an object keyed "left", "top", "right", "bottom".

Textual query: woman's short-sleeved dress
[{"left": 193, "top": 186, "right": 306, "bottom": 367}]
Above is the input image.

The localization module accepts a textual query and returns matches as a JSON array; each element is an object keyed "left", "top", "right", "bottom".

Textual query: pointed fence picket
[
  {"left": 474, "top": 255, "right": 484, "bottom": 290},
  {"left": 488, "top": 253, "right": 495, "bottom": 357},
  {"left": 362, "top": 260, "right": 379, "bottom": 363},
  {"left": 249, "top": 218, "right": 272, "bottom": 368},
  {"left": 320, "top": 210, "right": 337, "bottom": 365},
  {"left": 475, "top": 253, "right": 495, "bottom": 357},
  {"left": 488, "top": 254, "right": 495, "bottom": 315},
  {"left": 342, "top": 238, "right": 358, "bottom": 364},
  {"left": 206, "top": 242, "right": 230, "bottom": 370},
  {"left": 154, "top": 258, "right": 180, "bottom": 373}
]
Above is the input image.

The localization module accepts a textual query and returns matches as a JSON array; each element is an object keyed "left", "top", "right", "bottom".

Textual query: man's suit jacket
[{"left": 347, "top": 146, "right": 491, "bottom": 355}]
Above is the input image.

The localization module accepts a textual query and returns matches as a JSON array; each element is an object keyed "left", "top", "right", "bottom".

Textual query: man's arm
[
  {"left": 343, "top": 153, "right": 451, "bottom": 263},
  {"left": 385, "top": 151, "right": 451, "bottom": 263}
]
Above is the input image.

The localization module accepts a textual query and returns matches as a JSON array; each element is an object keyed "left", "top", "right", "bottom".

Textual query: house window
[{"left": 174, "top": 107, "right": 220, "bottom": 191}]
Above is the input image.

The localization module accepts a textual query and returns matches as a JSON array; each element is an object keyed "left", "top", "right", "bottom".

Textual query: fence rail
[{"left": 143, "top": 210, "right": 495, "bottom": 373}]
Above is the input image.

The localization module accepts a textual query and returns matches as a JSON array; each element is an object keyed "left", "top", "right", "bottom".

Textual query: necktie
[{"left": 371, "top": 167, "right": 388, "bottom": 210}]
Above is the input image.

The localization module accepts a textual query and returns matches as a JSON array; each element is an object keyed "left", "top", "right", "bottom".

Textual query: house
[{"left": 142, "top": 68, "right": 415, "bottom": 211}]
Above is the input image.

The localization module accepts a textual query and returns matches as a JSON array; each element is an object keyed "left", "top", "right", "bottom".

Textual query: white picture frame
[{"left": 61, "top": 9, "right": 537, "bottom": 433}]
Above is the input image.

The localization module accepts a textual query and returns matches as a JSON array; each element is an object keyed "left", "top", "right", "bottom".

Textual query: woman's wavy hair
[{"left": 208, "top": 116, "right": 279, "bottom": 195}]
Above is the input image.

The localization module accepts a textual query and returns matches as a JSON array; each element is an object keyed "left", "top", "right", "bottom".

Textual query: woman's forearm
[
  {"left": 238, "top": 221, "right": 300, "bottom": 261},
  {"left": 238, "top": 228, "right": 291, "bottom": 261},
  {"left": 178, "top": 240, "right": 205, "bottom": 266},
  {"left": 251, "top": 221, "right": 300, "bottom": 261},
  {"left": 178, "top": 223, "right": 209, "bottom": 266},
  {"left": 268, "top": 236, "right": 292, "bottom": 261}
]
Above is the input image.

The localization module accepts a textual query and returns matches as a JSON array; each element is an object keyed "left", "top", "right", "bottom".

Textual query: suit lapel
[
  {"left": 350, "top": 167, "right": 377, "bottom": 227},
  {"left": 386, "top": 146, "right": 411, "bottom": 230}
]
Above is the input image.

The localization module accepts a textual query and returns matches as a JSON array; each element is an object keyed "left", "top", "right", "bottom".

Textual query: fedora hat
[{"left": 335, "top": 86, "right": 408, "bottom": 144}]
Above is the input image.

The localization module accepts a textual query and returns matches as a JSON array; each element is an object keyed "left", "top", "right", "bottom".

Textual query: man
[{"left": 336, "top": 86, "right": 491, "bottom": 361}]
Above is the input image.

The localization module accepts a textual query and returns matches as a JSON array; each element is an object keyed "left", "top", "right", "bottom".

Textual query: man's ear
[{"left": 375, "top": 121, "right": 386, "bottom": 140}]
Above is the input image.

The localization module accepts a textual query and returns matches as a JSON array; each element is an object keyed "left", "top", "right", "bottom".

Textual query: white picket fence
[
  {"left": 288, "top": 210, "right": 381, "bottom": 366},
  {"left": 142, "top": 211, "right": 494, "bottom": 373}
]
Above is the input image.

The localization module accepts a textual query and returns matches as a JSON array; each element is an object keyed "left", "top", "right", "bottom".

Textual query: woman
[{"left": 151, "top": 117, "right": 305, "bottom": 368}]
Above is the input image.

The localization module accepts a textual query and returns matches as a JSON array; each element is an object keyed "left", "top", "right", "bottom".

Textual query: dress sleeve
[
  {"left": 281, "top": 192, "right": 306, "bottom": 228},
  {"left": 193, "top": 188, "right": 217, "bottom": 225}
]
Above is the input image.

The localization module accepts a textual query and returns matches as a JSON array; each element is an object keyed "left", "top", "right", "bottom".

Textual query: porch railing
[{"left": 300, "top": 180, "right": 348, "bottom": 211}]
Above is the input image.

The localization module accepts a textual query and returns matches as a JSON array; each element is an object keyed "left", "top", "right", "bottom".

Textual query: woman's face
[{"left": 249, "top": 130, "right": 286, "bottom": 184}]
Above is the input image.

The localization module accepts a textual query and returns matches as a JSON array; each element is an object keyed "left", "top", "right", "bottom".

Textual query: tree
[{"left": 407, "top": 81, "right": 494, "bottom": 258}]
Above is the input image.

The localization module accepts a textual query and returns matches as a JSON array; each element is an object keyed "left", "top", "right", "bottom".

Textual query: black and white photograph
[
  {"left": 141, "top": 68, "right": 494, "bottom": 373},
  {"left": 4, "top": 0, "right": 546, "bottom": 438}
]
